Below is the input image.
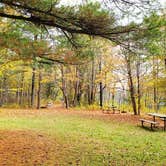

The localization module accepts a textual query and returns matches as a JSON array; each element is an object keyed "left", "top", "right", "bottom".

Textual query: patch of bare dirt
[
  {"left": 58, "top": 108, "right": 141, "bottom": 125},
  {"left": 55, "top": 106, "right": 165, "bottom": 127},
  {"left": 0, "top": 106, "right": 142, "bottom": 125},
  {"left": 0, "top": 105, "right": 164, "bottom": 127}
]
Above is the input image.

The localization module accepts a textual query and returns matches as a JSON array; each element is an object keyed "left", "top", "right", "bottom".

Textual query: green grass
[{"left": 0, "top": 110, "right": 165, "bottom": 165}]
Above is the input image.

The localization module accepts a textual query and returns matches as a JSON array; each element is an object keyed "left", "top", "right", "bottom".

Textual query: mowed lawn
[{"left": 0, "top": 109, "right": 165, "bottom": 166}]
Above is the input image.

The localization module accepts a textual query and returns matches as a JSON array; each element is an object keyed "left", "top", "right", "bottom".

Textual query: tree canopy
[{"left": 0, "top": 0, "right": 142, "bottom": 44}]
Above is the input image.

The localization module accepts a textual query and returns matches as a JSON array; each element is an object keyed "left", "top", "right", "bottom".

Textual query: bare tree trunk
[
  {"left": 99, "top": 82, "right": 103, "bottom": 108},
  {"left": 126, "top": 57, "right": 137, "bottom": 115},
  {"left": 144, "top": 92, "right": 147, "bottom": 108},
  {"left": 28, "top": 83, "right": 31, "bottom": 107},
  {"left": 87, "top": 85, "right": 91, "bottom": 105},
  {"left": 3, "top": 76, "right": 8, "bottom": 104},
  {"left": 90, "top": 58, "right": 95, "bottom": 104},
  {"left": 111, "top": 83, "right": 116, "bottom": 106},
  {"left": 73, "top": 67, "right": 80, "bottom": 106},
  {"left": 112, "top": 92, "right": 115, "bottom": 106},
  {"left": 136, "top": 56, "right": 141, "bottom": 115},
  {"left": 156, "top": 57, "right": 159, "bottom": 110},
  {"left": 19, "top": 72, "right": 24, "bottom": 106},
  {"left": 153, "top": 56, "right": 158, "bottom": 111},
  {"left": 31, "top": 67, "right": 36, "bottom": 108},
  {"left": 30, "top": 35, "right": 38, "bottom": 108},
  {"left": 37, "top": 71, "right": 42, "bottom": 109},
  {"left": 99, "top": 55, "right": 103, "bottom": 109},
  {"left": 61, "top": 66, "right": 69, "bottom": 109},
  {"left": 77, "top": 83, "right": 83, "bottom": 105},
  {"left": 0, "top": 81, "right": 3, "bottom": 106}
]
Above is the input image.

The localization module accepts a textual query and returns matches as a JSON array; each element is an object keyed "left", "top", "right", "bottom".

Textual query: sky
[
  {"left": 59, "top": 0, "right": 166, "bottom": 25},
  {"left": 60, "top": 0, "right": 166, "bottom": 6}
]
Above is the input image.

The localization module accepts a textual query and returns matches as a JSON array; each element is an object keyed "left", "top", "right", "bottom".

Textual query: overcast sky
[
  {"left": 60, "top": 0, "right": 165, "bottom": 25},
  {"left": 60, "top": 0, "right": 166, "bottom": 6}
]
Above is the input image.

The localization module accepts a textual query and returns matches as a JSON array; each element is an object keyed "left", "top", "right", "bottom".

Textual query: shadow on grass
[{"left": 138, "top": 126, "right": 164, "bottom": 132}]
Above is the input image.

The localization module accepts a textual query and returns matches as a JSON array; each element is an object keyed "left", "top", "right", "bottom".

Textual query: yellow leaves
[
  {"left": 0, "top": 20, "right": 9, "bottom": 32},
  {"left": 41, "top": 78, "right": 50, "bottom": 84},
  {"left": 64, "top": 68, "right": 79, "bottom": 82},
  {"left": 4, "top": 5, "right": 20, "bottom": 16},
  {"left": 0, "top": 48, "right": 8, "bottom": 56},
  {"left": 0, "top": 62, "right": 13, "bottom": 73}
]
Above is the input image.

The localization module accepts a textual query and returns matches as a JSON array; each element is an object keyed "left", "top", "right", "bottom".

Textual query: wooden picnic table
[
  {"left": 147, "top": 113, "right": 166, "bottom": 131},
  {"left": 111, "top": 106, "right": 120, "bottom": 114},
  {"left": 102, "top": 105, "right": 120, "bottom": 114}
]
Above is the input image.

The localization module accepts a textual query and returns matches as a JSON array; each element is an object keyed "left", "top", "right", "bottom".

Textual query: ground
[{"left": 0, "top": 106, "right": 165, "bottom": 166}]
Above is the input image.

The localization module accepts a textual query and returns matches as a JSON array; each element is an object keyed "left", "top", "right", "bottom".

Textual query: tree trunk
[
  {"left": 31, "top": 67, "right": 36, "bottom": 108},
  {"left": 61, "top": 66, "right": 69, "bottom": 109},
  {"left": 112, "top": 92, "right": 115, "bottom": 106},
  {"left": 3, "top": 76, "right": 8, "bottom": 104},
  {"left": 99, "top": 55, "right": 103, "bottom": 108},
  {"left": 87, "top": 85, "right": 91, "bottom": 105},
  {"left": 37, "top": 71, "right": 42, "bottom": 109},
  {"left": 77, "top": 84, "right": 82, "bottom": 105},
  {"left": 90, "top": 58, "right": 95, "bottom": 104},
  {"left": 73, "top": 67, "right": 80, "bottom": 106},
  {"left": 99, "top": 82, "right": 103, "bottom": 108},
  {"left": 153, "top": 55, "right": 158, "bottom": 111},
  {"left": 136, "top": 56, "right": 141, "bottom": 115},
  {"left": 19, "top": 72, "right": 24, "bottom": 106},
  {"left": 0, "top": 81, "right": 3, "bottom": 106},
  {"left": 126, "top": 57, "right": 137, "bottom": 115},
  {"left": 28, "top": 84, "right": 31, "bottom": 107}
]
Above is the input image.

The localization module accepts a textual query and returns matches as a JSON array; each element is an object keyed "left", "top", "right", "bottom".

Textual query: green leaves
[
  {"left": 142, "top": 12, "right": 166, "bottom": 57},
  {"left": 0, "top": 0, "right": 132, "bottom": 43},
  {"left": 77, "top": 2, "right": 114, "bottom": 35}
]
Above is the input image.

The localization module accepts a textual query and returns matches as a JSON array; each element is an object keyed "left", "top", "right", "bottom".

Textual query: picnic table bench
[
  {"left": 139, "top": 113, "right": 166, "bottom": 131},
  {"left": 111, "top": 106, "right": 121, "bottom": 114},
  {"left": 148, "top": 113, "right": 166, "bottom": 131},
  {"left": 139, "top": 119, "right": 159, "bottom": 130}
]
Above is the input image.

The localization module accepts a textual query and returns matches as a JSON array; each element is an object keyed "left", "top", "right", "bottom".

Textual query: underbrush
[
  {"left": 73, "top": 104, "right": 101, "bottom": 111},
  {"left": 0, "top": 103, "right": 29, "bottom": 109},
  {"left": 73, "top": 103, "right": 166, "bottom": 115}
]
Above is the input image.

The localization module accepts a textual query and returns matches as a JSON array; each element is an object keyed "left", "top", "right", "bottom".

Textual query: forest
[
  {"left": 0, "top": 0, "right": 165, "bottom": 115},
  {"left": 0, "top": 0, "right": 166, "bottom": 165}
]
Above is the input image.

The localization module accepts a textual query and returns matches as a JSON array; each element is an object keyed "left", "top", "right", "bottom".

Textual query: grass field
[{"left": 0, "top": 108, "right": 165, "bottom": 166}]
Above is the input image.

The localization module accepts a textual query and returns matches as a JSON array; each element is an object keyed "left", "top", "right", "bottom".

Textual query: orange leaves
[{"left": 0, "top": 130, "right": 60, "bottom": 165}]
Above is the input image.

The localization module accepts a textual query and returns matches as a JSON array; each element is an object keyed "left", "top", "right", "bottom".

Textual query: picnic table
[
  {"left": 148, "top": 113, "right": 166, "bottom": 131},
  {"left": 102, "top": 105, "right": 120, "bottom": 114},
  {"left": 111, "top": 106, "right": 120, "bottom": 114}
]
